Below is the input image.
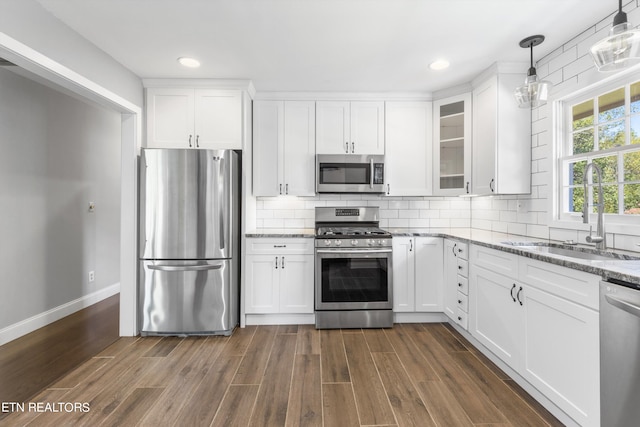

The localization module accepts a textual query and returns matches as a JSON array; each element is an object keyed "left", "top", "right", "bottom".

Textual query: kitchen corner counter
[
  {"left": 387, "top": 227, "right": 640, "bottom": 286},
  {"left": 245, "top": 228, "right": 315, "bottom": 238}
]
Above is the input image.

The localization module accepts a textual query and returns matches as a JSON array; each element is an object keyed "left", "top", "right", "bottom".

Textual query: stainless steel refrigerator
[{"left": 139, "top": 148, "right": 239, "bottom": 336}]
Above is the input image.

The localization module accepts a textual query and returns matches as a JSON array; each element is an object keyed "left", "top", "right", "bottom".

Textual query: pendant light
[
  {"left": 590, "top": 0, "right": 640, "bottom": 72},
  {"left": 514, "top": 35, "right": 552, "bottom": 109}
]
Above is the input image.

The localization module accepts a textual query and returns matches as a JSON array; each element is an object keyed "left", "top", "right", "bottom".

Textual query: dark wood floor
[
  {"left": 0, "top": 294, "right": 119, "bottom": 416},
  {"left": 2, "top": 321, "right": 563, "bottom": 426}
]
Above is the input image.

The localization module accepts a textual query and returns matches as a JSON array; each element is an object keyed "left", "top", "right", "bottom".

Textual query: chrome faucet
[{"left": 582, "top": 162, "right": 606, "bottom": 250}]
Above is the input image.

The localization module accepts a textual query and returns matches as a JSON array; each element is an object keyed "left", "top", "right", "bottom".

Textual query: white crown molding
[
  {"left": 142, "top": 78, "right": 256, "bottom": 97},
  {"left": 252, "top": 91, "right": 432, "bottom": 101}
]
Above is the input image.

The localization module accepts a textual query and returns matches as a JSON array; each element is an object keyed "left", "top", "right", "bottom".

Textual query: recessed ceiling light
[
  {"left": 429, "top": 59, "right": 450, "bottom": 71},
  {"left": 177, "top": 57, "right": 201, "bottom": 68}
]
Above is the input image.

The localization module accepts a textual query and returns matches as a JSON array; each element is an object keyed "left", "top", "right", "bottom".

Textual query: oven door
[{"left": 315, "top": 248, "right": 393, "bottom": 310}]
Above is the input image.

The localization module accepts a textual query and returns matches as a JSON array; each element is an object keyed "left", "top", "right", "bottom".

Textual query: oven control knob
[
  {"left": 335, "top": 240, "right": 342, "bottom": 246},
  {"left": 324, "top": 239, "right": 331, "bottom": 246},
  {"left": 377, "top": 240, "right": 383, "bottom": 246},
  {"left": 367, "top": 239, "right": 374, "bottom": 246},
  {"left": 351, "top": 239, "right": 358, "bottom": 246}
]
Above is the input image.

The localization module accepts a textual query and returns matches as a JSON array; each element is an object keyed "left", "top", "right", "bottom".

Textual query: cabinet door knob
[
  {"left": 410, "top": 239, "right": 413, "bottom": 252},
  {"left": 188, "top": 134, "right": 193, "bottom": 147},
  {"left": 387, "top": 184, "right": 390, "bottom": 195},
  {"left": 279, "top": 184, "right": 282, "bottom": 195},
  {"left": 517, "top": 286, "right": 524, "bottom": 306},
  {"left": 275, "top": 256, "right": 278, "bottom": 269},
  {"left": 285, "top": 183, "right": 289, "bottom": 195},
  {"left": 458, "top": 300, "right": 462, "bottom": 304},
  {"left": 458, "top": 282, "right": 462, "bottom": 287},
  {"left": 458, "top": 265, "right": 463, "bottom": 270},
  {"left": 351, "top": 142, "right": 355, "bottom": 153},
  {"left": 281, "top": 256, "right": 285, "bottom": 269},
  {"left": 452, "top": 243, "right": 457, "bottom": 256},
  {"left": 510, "top": 284, "right": 517, "bottom": 302},
  {"left": 196, "top": 135, "right": 200, "bottom": 148},
  {"left": 489, "top": 178, "right": 495, "bottom": 193},
  {"left": 458, "top": 316, "right": 462, "bottom": 321},
  {"left": 466, "top": 181, "right": 470, "bottom": 193},
  {"left": 345, "top": 142, "right": 349, "bottom": 153}
]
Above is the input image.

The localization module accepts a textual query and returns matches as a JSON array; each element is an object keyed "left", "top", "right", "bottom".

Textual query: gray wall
[
  {"left": 0, "top": 0, "right": 143, "bottom": 108},
  {"left": 0, "top": 67, "right": 121, "bottom": 329}
]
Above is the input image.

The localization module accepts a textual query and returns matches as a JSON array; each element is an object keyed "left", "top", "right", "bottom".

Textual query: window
[{"left": 560, "top": 80, "right": 640, "bottom": 220}]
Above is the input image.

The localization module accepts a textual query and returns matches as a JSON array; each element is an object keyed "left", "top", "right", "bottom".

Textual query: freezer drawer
[{"left": 140, "top": 259, "right": 237, "bottom": 335}]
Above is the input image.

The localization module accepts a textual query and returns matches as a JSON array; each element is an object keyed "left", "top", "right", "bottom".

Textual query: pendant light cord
[{"left": 528, "top": 43, "right": 536, "bottom": 76}]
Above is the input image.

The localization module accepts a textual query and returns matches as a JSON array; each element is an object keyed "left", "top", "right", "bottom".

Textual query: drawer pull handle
[
  {"left": 273, "top": 245, "right": 287, "bottom": 248},
  {"left": 510, "top": 284, "right": 517, "bottom": 302},
  {"left": 458, "top": 283, "right": 462, "bottom": 287},
  {"left": 458, "top": 300, "right": 462, "bottom": 304},
  {"left": 458, "top": 316, "right": 462, "bottom": 321},
  {"left": 458, "top": 265, "right": 463, "bottom": 270}
]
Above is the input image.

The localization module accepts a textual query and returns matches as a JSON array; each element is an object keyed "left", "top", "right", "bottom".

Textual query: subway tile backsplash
[{"left": 255, "top": 195, "right": 471, "bottom": 230}]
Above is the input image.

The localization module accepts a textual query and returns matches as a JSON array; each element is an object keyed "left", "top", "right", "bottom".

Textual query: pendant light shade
[
  {"left": 514, "top": 35, "right": 552, "bottom": 109},
  {"left": 590, "top": 0, "right": 640, "bottom": 72}
]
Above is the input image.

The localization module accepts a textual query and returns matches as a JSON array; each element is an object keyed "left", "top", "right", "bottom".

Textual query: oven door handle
[{"left": 316, "top": 249, "right": 392, "bottom": 254}]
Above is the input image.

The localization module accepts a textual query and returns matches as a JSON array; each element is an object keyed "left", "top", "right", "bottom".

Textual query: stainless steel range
[{"left": 315, "top": 206, "right": 393, "bottom": 329}]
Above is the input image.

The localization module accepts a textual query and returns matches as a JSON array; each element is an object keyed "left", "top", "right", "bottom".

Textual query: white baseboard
[
  {"left": 394, "top": 312, "right": 447, "bottom": 323},
  {"left": 245, "top": 313, "right": 315, "bottom": 326},
  {"left": 0, "top": 283, "right": 120, "bottom": 346}
]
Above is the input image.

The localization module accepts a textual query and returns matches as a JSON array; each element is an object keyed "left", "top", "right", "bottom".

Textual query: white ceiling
[{"left": 36, "top": 0, "right": 618, "bottom": 93}]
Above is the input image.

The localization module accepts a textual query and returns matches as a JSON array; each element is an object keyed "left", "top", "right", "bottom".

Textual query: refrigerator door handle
[
  {"left": 148, "top": 264, "right": 223, "bottom": 272},
  {"left": 217, "top": 156, "right": 227, "bottom": 251}
]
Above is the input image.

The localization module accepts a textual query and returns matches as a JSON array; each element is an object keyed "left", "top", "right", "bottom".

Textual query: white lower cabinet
[
  {"left": 392, "top": 237, "right": 443, "bottom": 312},
  {"left": 469, "top": 245, "right": 600, "bottom": 427},
  {"left": 245, "top": 238, "right": 314, "bottom": 315}
]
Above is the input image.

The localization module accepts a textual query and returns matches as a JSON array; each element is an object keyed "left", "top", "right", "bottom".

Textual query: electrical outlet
[{"left": 89, "top": 271, "right": 95, "bottom": 282}]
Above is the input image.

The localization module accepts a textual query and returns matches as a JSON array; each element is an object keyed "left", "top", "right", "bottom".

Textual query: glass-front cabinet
[{"left": 433, "top": 93, "right": 472, "bottom": 195}]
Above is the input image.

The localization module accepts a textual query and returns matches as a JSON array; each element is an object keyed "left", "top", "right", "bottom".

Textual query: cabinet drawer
[
  {"left": 453, "top": 241, "right": 469, "bottom": 260},
  {"left": 456, "top": 275, "right": 469, "bottom": 295},
  {"left": 471, "top": 245, "right": 518, "bottom": 277},
  {"left": 456, "top": 292, "right": 469, "bottom": 312},
  {"left": 519, "top": 257, "right": 600, "bottom": 310},
  {"left": 457, "top": 258, "right": 469, "bottom": 277},
  {"left": 455, "top": 308, "right": 468, "bottom": 330},
  {"left": 246, "top": 238, "right": 314, "bottom": 255}
]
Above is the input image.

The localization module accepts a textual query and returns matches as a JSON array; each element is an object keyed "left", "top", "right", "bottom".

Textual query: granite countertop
[
  {"left": 245, "top": 228, "right": 315, "bottom": 238},
  {"left": 245, "top": 227, "right": 640, "bottom": 285},
  {"left": 387, "top": 227, "right": 640, "bottom": 286}
]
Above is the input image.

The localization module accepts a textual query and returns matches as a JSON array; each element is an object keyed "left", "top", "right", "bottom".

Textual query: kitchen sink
[{"left": 501, "top": 241, "right": 638, "bottom": 261}]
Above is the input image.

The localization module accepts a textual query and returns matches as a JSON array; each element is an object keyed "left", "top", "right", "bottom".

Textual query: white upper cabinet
[
  {"left": 471, "top": 72, "right": 531, "bottom": 195},
  {"left": 146, "top": 88, "right": 242, "bottom": 149},
  {"left": 253, "top": 100, "right": 316, "bottom": 196},
  {"left": 316, "top": 101, "right": 384, "bottom": 154},
  {"left": 433, "top": 94, "right": 472, "bottom": 196},
  {"left": 385, "top": 101, "right": 433, "bottom": 196}
]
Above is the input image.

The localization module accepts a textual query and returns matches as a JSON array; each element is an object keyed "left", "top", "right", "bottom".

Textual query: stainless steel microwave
[{"left": 316, "top": 154, "right": 385, "bottom": 193}]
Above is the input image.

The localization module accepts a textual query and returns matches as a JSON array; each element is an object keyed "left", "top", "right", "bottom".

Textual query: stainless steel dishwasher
[{"left": 600, "top": 279, "right": 640, "bottom": 427}]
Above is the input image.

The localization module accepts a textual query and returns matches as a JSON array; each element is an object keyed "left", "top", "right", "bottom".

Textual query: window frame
[{"left": 557, "top": 78, "right": 640, "bottom": 227}]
